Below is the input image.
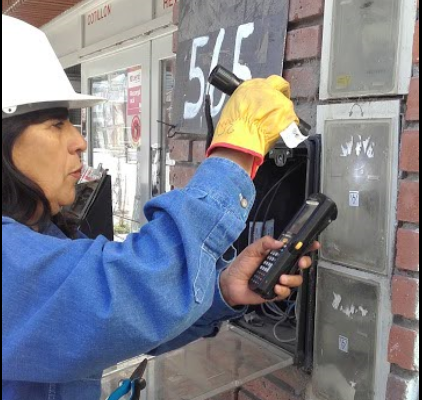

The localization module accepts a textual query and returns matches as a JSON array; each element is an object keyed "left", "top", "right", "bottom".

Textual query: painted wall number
[
  {"left": 183, "top": 22, "right": 255, "bottom": 121},
  {"left": 174, "top": 3, "right": 289, "bottom": 134}
]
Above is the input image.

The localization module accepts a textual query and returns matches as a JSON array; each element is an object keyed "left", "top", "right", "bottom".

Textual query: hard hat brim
[
  {"left": 2, "top": 94, "right": 105, "bottom": 119},
  {"left": 69, "top": 93, "right": 106, "bottom": 110}
]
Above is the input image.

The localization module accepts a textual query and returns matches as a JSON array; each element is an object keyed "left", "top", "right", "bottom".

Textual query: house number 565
[{"left": 183, "top": 22, "right": 255, "bottom": 121}]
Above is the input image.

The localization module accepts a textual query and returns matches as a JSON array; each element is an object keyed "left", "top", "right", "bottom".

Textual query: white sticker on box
[
  {"left": 339, "top": 335, "right": 349, "bottom": 353},
  {"left": 280, "top": 123, "right": 308, "bottom": 149},
  {"left": 349, "top": 191, "right": 360, "bottom": 207}
]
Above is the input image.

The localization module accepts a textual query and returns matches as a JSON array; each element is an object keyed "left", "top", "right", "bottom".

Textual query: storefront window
[{"left": 89, "top": 66, "right": 143, "bottom": 240}]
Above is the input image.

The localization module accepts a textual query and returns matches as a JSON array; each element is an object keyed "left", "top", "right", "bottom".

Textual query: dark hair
[{"left": 2, "top": 108, "right": 78, "bottom": 238}]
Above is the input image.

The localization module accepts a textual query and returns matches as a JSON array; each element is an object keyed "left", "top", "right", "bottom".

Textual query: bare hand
[{"left": 219, "top": 237, "right": 320, "bottom": 307}]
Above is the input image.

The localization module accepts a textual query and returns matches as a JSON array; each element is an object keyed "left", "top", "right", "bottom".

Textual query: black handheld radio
[{"left": 249, "top": 194, "right": 338, "bottom": 299}]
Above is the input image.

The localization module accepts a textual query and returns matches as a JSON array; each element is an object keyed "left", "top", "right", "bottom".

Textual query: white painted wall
[{"left": 83, "top": 0, "right": 152, "bottom": 47}]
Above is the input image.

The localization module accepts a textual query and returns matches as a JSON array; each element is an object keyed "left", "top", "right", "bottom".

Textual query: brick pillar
[{"left": 387, "top": 3, "right": 420, "bottom": 399}]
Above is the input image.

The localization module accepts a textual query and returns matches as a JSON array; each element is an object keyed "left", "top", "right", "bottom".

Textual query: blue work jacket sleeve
[
  {"left": 148, "top": 267, "right": 247, "bottom": 357},
  {"left": 2, "top": 158, "right": 255, "bottom": 384}
]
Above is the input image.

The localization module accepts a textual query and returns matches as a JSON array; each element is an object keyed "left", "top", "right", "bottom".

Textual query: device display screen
[{"left": 288, "top": 202, "right": 318, "bottom": 235}]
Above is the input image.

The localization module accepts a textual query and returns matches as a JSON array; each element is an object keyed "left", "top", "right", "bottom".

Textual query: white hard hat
[{"left": 2, "top": 16, "right": 104, "bottom": 119}]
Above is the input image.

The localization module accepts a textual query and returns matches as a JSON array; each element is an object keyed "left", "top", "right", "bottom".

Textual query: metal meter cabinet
[
  {"left": 320, "top": 0, "right": 417, "bottom": 99},
  {"left": 318, "top": 101, "right": 400, "bottom": 275},
  {"left": 312, "top": 263, "right": 391, "bottom": 400}
]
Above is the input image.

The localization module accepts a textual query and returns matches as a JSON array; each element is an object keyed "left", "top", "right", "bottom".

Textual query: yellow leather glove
[{"left": 206, "top": 76, "right": 300, "bottom": 178}]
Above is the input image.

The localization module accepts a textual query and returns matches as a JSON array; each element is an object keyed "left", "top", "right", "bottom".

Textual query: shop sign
[
  {"left": 86, "top": 4, "right": 112, "bottom": 26},
  {"left": 83, "top": 0, "right": 151, "bottom": 47}
]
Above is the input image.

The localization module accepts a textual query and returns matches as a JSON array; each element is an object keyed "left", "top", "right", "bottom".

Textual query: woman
[{"left": 2, "top": 16, "right": 318, "bottom": 400}]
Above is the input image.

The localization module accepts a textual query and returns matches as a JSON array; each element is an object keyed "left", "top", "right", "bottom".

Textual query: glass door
[
  {"left": 151, "top": 35, "right": 176, "bottom": 196},
  {"left": 95, "top": 34, "right": 176, "bottom": 400},
  {"left": 82, "top": 44, "right": 151, "bottom": 239}
]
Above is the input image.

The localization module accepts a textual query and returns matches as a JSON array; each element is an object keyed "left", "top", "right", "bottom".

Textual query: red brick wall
[
  {"left": 387, "top": 2, "right": 420, "bottom": 398},
  {"left": 172, "top": 1, "right": 420, "bottom": 399},
  {"left": 205, "top": 367, "right": 310, "bottom": 400}
]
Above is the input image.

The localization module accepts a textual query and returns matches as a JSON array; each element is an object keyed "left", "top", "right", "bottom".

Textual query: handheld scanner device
[
  {"left": 208, "top": 65, "right": 312, "bottom": 146},
  {"left": 249, "top": 193, "right": 338, "bottom": 300}
]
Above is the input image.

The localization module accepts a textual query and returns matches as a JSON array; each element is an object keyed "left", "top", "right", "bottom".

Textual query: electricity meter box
[
  {"left": 312, "top": 263, "right": 391, "bottom": 400},
  {"left": 320, "top": 0, "right": 417, "bottom": 99},
  {"left": 230, "top": 135, "right": 322, "bottom": 370},
  {"left": 318, "top": 101, "right": 400, "bottom": 276}
]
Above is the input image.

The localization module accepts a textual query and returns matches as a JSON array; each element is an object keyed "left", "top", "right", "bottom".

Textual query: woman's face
[{"left": 12, "top": 115, "right": 87, "bottom": 215}]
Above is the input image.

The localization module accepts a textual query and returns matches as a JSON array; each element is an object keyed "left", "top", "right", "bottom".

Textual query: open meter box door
[
  {"left": 232, "top": 135, "right": 321, "bottom": 370},
  {"left": 100, "top": 136, "right": 322, "bottom": 400}
]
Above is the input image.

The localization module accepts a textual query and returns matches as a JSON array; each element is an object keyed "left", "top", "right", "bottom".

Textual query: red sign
[
  {"left": 87, "top": 4, "right": 112, "bottom": 26},
  {"left": 131, "top": 115, "right": 142, "bottom": 146},
  {"left": 163, "top": 0, "right": 177, "bottom": 9},
  {"left": 128, "top": 68, "right": 142, "bottom": 116}
]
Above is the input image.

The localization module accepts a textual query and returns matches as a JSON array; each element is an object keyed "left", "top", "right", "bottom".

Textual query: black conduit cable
[
  {"left": 205, "top": 94, "right": 215, "bottom": 151},
  {"left": 261, "top": 160, "right": 307, "bottom": 237},
  {"left": 251, "top": 161, "right": 306, "bottom": 242}
]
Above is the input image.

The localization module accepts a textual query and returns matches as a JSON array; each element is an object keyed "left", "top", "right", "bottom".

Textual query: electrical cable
[
  {"left": 157, "top": 120, "right": 177, "bottom": 139},
  {"left": 273, "top": 300, "right": 298, "bottom": 343},
  {"left": 205, "top": 94, "right": 215, "bottom": 151},
  {"left": 261, "top": 303, "right": 288, "bottom": 321},
  {"left": 258, "top": 290, "right": 299, "bottom": 343},
  {"left": 273, "top": 318, "right": 297, "bottom": 343},
  {"left": 267, "top": 302, "right": 287, "bottom": 315},
  {"left": 261, "top": 289, "right": 297, "bottom": 321},
  {"left": 261, "top": 161, "right": 306, "bottom": 237},
  {"left": 260, "top": 180, "right": 283, "bottom": 238},
  {"left": 251, "top": 161, "right": 306, "bottom": 242},
  {"left": 261, "top": 307, "right": 286, "bottom": 322}
]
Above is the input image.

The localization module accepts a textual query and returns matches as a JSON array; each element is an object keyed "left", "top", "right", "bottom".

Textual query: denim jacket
[{"left": 2, "top": 158, "right": 255, "bottom": 400}]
